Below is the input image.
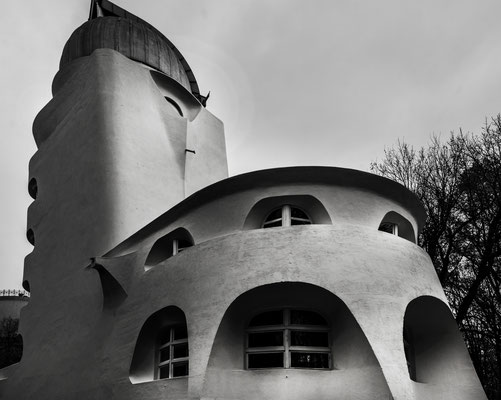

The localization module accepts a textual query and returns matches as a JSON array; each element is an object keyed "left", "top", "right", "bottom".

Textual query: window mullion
[
  {"left": 282, "top": 205, "right": 292, "bottom": 227},
  {"left": 173, "top": 239, "right": 179, "bottom": 256},
  {"left": 284, "top": 309, "right": 290, "bottom": 368}
]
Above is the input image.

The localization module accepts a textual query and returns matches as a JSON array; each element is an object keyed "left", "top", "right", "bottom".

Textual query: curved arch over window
[
  {"left": 262, "top": 205, "right": 311, "bottom": 228},
  {"left": 244, "top": 195, "right": 331, "bottom": 230},
  {"left": 403, "top": 296, "right": 475, "bottom": 384},
  {"left": 246, "top": 309, "right": 330, "bottom": 369},
  {"left": 204, "top": 283, "right": 390, "bottom": 399},
  {"left": 378, "top": 211, "right": 416, "bottom": 243},
  {"left": 130, "top": 306, "right": 189, "bottom": 384},
  {"left": 145, "top": 228, "right": 194, "bottom": 269}
]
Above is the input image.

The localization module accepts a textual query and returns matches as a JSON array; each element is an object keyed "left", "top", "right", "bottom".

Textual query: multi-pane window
[
  {"left": 246, "top": 309, "right": 330, "bottom": 369},
  {"left": 262, "top": 205, "right": 311, "bottom": 228},
  {"left": 157, "top": 325, "right": 189, "bottom": 379}
]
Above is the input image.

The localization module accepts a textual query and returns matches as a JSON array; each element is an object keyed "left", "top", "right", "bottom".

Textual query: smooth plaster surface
[
  {"left": 0, "top": 18, "right": 485, "bottom": 399},
  {"left": 1, "top": 173, "right": 486, "bottom": 399}
]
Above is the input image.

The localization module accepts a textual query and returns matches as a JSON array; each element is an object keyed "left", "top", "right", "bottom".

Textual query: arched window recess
[
  {"left": 378, "top": 211, "right": 416, "bottom": 243},
  {"left": 130, "top": 306, "right": 189, "bottom": 383},
  {"left": 145, "top": 228, "right": 194, "bottom": 269}
]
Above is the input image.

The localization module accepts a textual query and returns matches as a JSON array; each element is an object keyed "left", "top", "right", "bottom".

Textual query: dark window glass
[
  {"left": 158, "top": 329, "right": 171, "bottom": 345},
  {"left": 159, "top": 348, "right": 170, "bottom": 362},
  {"left": 291, "top": 208, "right": 309, "bottom": 219},
  {"left": 248, "top": 353, "right": 284, "bottom": 368},
  {"left": 379, "top": 222, "right": 395, "bottom": 234},
  {"left": 177, "top": 239, "right": 192, "bottom": 252},
  {"left": 291, "top": 331, "right": 328, "bottom": 347},
  {"left": 290, "top": 352, "right": 329, "bottom": 369},
  {"left": 266, "top": 208, "right": 282, "bottom": 221},
  {"left": 291, "top": 219, "right": 311, "bottom": 226},
  {"left": 249, "top": 310, "right": 283, "bottom": 327},
  {"left": 248, "top": 331, "right": 283, "bottom": 348},
  {"left": 290, "top": 310, "right": 327, "bottom": 326},
  {"left": 173, "top": 343, "right": 189, "bottom": 359},
  {"left": 174, "top": 326, "right": 188, "bottom": 340},
  {"left": 172, "top": 362, "right": 189, "bottom": 377},
  {"left": 159, "top": 365, "right": 170, "bottom": 379}
]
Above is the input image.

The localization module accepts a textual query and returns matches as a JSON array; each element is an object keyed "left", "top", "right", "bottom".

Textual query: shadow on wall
[{"left": 203, "top": 282, "right": 391, "bottom": 400}]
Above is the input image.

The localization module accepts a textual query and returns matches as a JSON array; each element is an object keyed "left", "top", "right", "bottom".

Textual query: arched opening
[
  {"left": 129, "top": 306, "right": 189, "bottom": 384},
  {"left": 403, "top": 296, "right": 476, "bottom": 385},
  {"left": 26, "top": 229, "right": 35, "bottom": 246},
  {"left": 244, "top": 195, "right": 331, "bottom": 230},
  {"left": 28, "top": 178, "right": 38, "bottom": 200},
  {"left": 203, "top": 282, "right": 390, "bottom": 399},
  {"left": 145, "top": 228, "right": 194, "bottom": 269},
  {"left": 378, "top": 211, "right": 416, "bottom": 243}
]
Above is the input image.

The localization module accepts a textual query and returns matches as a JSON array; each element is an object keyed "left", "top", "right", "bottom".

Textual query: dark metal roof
[{"left": 60, "top": 0, "right": 201, "bottom": 98}]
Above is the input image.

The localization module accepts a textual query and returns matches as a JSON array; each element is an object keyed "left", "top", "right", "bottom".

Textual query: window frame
[
  {"left": 262, "top": 205, "right": 312, "bottom": 229},
  {"left": 245, "top": 309, "right": 331, "bottom": 370},
  {"left": 156, "top": 325, "right": 189, "bottom": 380},
  {"left": 378, "top": 222, "right": 399, "bottom": 235}
]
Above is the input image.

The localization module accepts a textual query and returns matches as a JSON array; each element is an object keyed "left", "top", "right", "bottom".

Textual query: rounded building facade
[
  {"left": 0, "top": 2, "right": 487, "bottom": 400},
  {"left": 94, "top": 167, "right": 483, "bottom": 400}
]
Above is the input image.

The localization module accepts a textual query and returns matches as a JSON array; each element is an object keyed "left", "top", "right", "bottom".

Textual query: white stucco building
[{"left": 0, "top": 1, "right": 487, "bottom": 399}]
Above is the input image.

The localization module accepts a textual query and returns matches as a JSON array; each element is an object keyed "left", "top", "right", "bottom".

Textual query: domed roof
[{"left": 60, "top": 12, "right": 200, "bottom": 97}]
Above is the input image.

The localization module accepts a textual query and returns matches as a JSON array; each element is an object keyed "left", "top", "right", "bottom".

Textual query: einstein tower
[{"left": 0, "top": 1, "right": 487, "bottom": 399}]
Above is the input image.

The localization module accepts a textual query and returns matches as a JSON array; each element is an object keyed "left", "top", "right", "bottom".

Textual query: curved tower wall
[{"left": 3, "top": 8, "right": 226, "bottom": 398}]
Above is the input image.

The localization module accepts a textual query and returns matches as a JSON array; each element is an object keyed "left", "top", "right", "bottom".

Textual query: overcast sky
[{"left": 1, "top": 0, "right": 500, "bottom": 290}]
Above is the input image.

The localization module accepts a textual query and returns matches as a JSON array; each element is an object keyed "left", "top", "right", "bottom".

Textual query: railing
[{"left": 0, "top": 289, "right": 30, "bottom": 298}]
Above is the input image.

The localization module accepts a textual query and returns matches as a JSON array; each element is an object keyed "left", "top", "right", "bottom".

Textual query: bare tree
[
  {"left": 0, "top": 317, "right": 23, "bottom": 369},
  {"left": 371, "top": 115, "right": 501, "bottom": 400}
]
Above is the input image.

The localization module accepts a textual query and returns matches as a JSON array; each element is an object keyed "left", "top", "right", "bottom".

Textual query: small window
[
  {"left": 246, "top": 309, "right": 330, "bottom": 369},
  {"left": 378, "top": 211, "right": 416, "bottom": 243},
  {"left": 157, "top": 325, "right": 189, "bottom": 379},
  {"left": 145, "top": 228, "right": 194, "bottom": 268},
  {"left": 378, "top": 222, "right": 398, "bottom": 235},
  {"left": 262, "top": 205, "right": 311, "bottom": 228}
]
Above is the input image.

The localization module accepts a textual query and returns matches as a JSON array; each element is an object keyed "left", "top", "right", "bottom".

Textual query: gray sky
[{"left": 1, "top": 0, "right": 500, "bottom": 289}]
